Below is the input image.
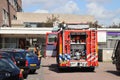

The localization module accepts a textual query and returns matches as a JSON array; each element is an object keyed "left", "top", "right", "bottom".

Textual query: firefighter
[{"left": 34, "top": 44, "right": 42, "bottom": 61}]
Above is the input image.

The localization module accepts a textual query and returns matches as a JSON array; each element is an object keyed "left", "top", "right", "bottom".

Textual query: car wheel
[
  {"left": 23, "top": 73, "right": 28, "bottom": 79},
  {"left": 30, "top": 69, "right": 36, "bottom": 74}
]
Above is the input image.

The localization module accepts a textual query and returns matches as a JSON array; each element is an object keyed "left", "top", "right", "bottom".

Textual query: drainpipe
[{"left": 7, "top": 0, "right": 11, "bottom": 27}]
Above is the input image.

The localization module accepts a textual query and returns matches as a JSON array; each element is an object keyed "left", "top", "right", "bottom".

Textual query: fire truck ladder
[{"left": 90, "top": 30, "right": 97, "bottom": 65}]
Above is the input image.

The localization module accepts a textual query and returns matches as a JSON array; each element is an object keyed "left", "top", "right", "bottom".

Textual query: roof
[{"left": 12, "top": 12, "right": 95, "bottom": 25}]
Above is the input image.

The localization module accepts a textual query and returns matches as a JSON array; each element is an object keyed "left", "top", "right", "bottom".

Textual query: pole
[{"left": 7, "top": 0, "right": 11, "bottom": 27}]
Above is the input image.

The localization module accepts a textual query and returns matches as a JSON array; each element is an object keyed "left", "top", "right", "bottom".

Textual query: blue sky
[{"left": 22, "top": 0, "right": 120, "bottom": 27}]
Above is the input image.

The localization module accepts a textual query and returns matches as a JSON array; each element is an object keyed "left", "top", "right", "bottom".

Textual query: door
[{"left": 45, "top": 33, "right": 58, "bottom": 57}]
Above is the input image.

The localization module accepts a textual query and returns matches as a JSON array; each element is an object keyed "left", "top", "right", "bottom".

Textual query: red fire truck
[{"left": 45, "top": 24, "right": 98, "bottom": 71}]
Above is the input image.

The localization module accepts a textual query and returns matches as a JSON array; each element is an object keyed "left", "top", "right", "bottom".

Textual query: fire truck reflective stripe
[
  {"left": 87, "top": 54, "right": 91, "bottom": 61},
  {"left": 94, "top": 57, "right": 98, "bottom": 61},
  {"left": 59, "top": 54, "right": 63, "bottom": 61},
  {"left": 64, "top": 55, "right": 67, "bottom": 61},
  {"left": 87, "top": 54, "right": 91, "bottom": 58},
  {"left": 65, "top": 54, "right": 71, "bottom": 60},
  {"left": 87, "top": 53, "right": 94, "bottom": 61},
  {"left": 94, "top": 54, "right": 98, "bottom": 62},
  {"left": 90, "top": 56, "right": 95, "bottom": 61},
  {"left": 59, "top": 54, "right": 71, "bottom": 61},
  {"left": 87, "top": 53, "right": 95, "bottom": 61}
]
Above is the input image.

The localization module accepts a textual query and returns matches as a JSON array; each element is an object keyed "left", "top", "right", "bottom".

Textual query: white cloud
[
  {"left": 86, "top": 2, "right": 120, "bottom": 26},
  {"left": 22, "top": 0, "right": 70, "bottom": 9},
  {"left": 53, "top": 1, "right": 80, "bottom": 14},
  {"left": 23, "top": 0, "right": 80, "bottom": 14},
  {"left": 22, "top": 0, "right": 120, "bottom": 26},
  {"left": 87, "top": 2, "right": 114, "bottom": 19},
  {"left": 87, "top": 0, "right": 112, "bottom": 3},
  {"left": 34, "top": 9, "right": 49, "bottom": 13}
]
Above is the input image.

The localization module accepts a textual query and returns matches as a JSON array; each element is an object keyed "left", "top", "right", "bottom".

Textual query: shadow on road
[
  {"left": 106, "top": 70, "right": 120, "bottom": 76},
  {"left": 42, "top": 64, "right": 96, "bottom": 73},
  {"left": 28, "top": 72, "right": 39, "bottom": 75}
]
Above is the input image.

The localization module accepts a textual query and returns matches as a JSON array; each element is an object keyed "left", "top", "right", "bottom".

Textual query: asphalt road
[
  {"left": 26, "top": 57, "right": 120, "bottom": 80},
  {"left": 25, "top": 67, "right": 44, "bottom": 80}
]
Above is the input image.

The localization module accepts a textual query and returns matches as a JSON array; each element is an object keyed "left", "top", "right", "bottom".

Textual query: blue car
[
  {"left": 25, "top": 50, "right": 40, "bottom": 73},
  {"left": 0, "top": 48, "right": 29, "bottom": 79},
  {"left": 0, "top": 55, "right": 24, "bottom": 80}
]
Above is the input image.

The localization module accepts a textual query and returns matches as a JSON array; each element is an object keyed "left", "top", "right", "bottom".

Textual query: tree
[
  {"left": 45, "top": 14, "right": 60, "bottom": 27},
  {"left": 108, "top": 23, "right": 120, "bottom": 28},
  {"left": 46, "top": 14, "right": 59, "bottom": 23},
  {"left": 89, "top": 21, "right": 102, "bottom": 28}
]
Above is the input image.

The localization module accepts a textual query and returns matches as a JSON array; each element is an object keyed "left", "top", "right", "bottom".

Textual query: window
[
  {"left": 48, "top": 34, "right": 57, "bottom": 43},
  {"left": 4, "top": 38, "right": 17, "bottom": 48},
  {"left": 24, "top": 22, "right": 43, "bottom": 28},
  {"left": 8, "top": 0, "right": 15, "bottom": 6},
  {"left": 9, "top": 0, "right": 19, "bottom": 11},
  {"left": 16, "top": 5, "right": 22, "bottom": 12},
  {"left": 8, "top": 0, "right": 13, "bottom": 4},
  {"left": 107, "top": 39, "right": 117, "bottom": 48},
  {"left": 14, "top": 0, "right": 18, "bottom": 11},
  {"left": 0, "top": 37, "right": 2, "bottom": 48},
  {"left": 0, "top": 58, "right": 16, "bottom": 71},
  {"left": 24, "top": 22, "right": 51, "bottom": 28},
  {"left": 26, "top": 51, "right": 36, "bottom": 57},
  {"left": 13, "top": 52, "right": 25, "bottom": 59},
  {"left": 2, "top": 9, "right": 9, "bottom": 25},
  {"left": 13, "top": 15, "right": 17, "bottom": 20}
]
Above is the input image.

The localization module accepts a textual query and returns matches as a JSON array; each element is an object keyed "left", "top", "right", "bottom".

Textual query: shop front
[{"left": 0, "top": 27, "right": 52, "bottom": 49}]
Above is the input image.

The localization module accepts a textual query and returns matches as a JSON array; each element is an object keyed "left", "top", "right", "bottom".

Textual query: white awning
[{"left": 0, "top": 27, "right": 52, "bottom": 34}]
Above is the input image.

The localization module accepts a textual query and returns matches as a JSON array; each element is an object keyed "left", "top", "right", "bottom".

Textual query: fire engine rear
[{"left": 45, "top": 24, "right": 98, "bottom": 71}]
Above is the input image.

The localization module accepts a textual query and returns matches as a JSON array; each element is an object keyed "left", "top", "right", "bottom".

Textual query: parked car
[
  {"left": 0, "top": 48, "right": 29, "bottom": 79},
  {"left": 25, "top": 50, "right": 40, "bottom": 73},
  {"left": 0, "top": 55, "right": 24, "bottom": 80},
  {"left": 0, "top": 52, "right": 16, "bottom": 64}
]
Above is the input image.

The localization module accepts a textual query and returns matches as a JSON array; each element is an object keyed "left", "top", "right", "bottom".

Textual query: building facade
[
  {"left": 0, "top": 12, "right": 95, "bottom": 49},
  {"left": 1, "top": 12, "right": 120, "bottom": 49},
  {"left": 0, "top": 0, "right": 22, "bottom": 27},
  {"left": 0, "top": 12, "right": 120, "bottom": 62}
]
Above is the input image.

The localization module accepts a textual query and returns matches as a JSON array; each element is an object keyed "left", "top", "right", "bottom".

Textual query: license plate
[
  {"left": 79, "top": 62, "right": 87, "bottom": 67},
  {"left": 30, "top": 64, "right": 36, "bottom": 66},
  {"left": 70, "top": 62, "right": 78, "bottom": 67}
]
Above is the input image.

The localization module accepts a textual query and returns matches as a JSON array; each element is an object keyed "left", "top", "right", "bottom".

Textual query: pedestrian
[{"left": 34, "top": 44, "right": 42, "bottom": 62}]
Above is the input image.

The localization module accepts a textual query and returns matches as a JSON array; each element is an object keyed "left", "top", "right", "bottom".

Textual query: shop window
[
  {"left": 4, "top": 38, "right": 17, "bottom": 48},
  {"left": 107, "top": 40, "right": 117, "bottom": 48}
]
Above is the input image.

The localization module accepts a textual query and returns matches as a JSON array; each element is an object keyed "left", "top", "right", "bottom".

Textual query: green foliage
[
  {"left": 45, "top": 14, "right": 60, "bottom": 27},
  {"left": 89, "top": 21, "right": 102, "bottom": 28},
  {"left": 46, "top": 14, "right": 59, "bottom": 23},
  {"left": 108, "top": 23, "right": 120, "bottom": 28}
]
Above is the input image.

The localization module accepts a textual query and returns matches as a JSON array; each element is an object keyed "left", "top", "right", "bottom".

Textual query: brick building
[{"left": 0, "top": 0, "right": 22, "bottom": 27}]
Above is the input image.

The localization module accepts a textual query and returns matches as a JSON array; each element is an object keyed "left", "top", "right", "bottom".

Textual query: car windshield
[
  {"left": 13, "top": 52, "right": 25, "bottom": 59},
  {"left": 0, "top": 58, "right": 17, "bottom": 71},
  {"left": 26, "top": 51, "right": 37, "bottom": 57}
]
